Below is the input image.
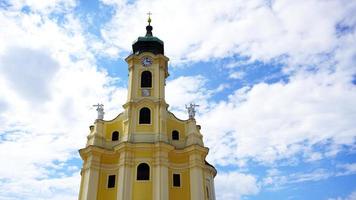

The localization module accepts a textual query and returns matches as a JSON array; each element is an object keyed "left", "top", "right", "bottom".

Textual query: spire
[
  {"left": 146, "top": 12, "right": 153, "bottom": 37},
  {"left": 132, "top": 12, "right": 164, "bottom": 55},
  {"left": 147, "top": 11, "right": 152, "bottom": 25}
]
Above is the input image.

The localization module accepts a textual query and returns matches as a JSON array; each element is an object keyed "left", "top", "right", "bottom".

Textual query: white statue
[
  {"left": 185, "top": 103, "right": 199, "bottom": 119},
  {"left": 93, "top": 103, "right": 104, "bottom": 120}
]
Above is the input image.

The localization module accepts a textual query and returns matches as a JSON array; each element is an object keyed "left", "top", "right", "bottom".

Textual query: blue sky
[{"left": 0, "top": 0, "right": 355, "bottom": 199}]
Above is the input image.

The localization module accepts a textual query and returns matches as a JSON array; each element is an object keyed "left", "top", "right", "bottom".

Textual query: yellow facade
[{"left": 78, "top": 20, "right": 216, "bottom": 200}]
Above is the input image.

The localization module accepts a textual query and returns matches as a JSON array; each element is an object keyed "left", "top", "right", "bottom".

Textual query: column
[
  {"left": 189, "top": 154, "right": 205, "bottom": 200},
  {"left": 80, "top": 155, "right": 100, "bottom": 200},
  {"left": 117, "top": 151, "right": 133, "bottom": 200},
  {"left": 211, "top": 176, "right": 216, "bottom": 200},
  {"left": 153, "top": 144, "right": 170, "bottom": 199}
]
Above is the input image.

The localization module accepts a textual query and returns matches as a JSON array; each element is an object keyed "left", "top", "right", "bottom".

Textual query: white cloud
[
  {"left": 166, "top": 75, "right": 213, "bottom": 119},
  {"left": 0, "top": 47, "right": 60, "bottom": 103},
  {"left": 0, "top": 4, "right": 126, "bottom": 200},
  {"left": 0, "top": 0, "right": 355, "bottom": 199},
  {"left": 202, "top": 70, "right": 356, "bottom": 165},
  {"left": 0, "top": 172, "right": 80, "bottom": 200},
  {"left": 215, "top": 172, "right": 260, "bottom": 200},
  {"left": 328, "top": 191, "right": 356, "bottom": 200},
  {"left": 229, "top": 71, "right": 245, "bottom": 80},
  {"left": 6, "top": 0, "right": 76, "bottom": 14},
  {"left": 99, "top": 0, "right": 356, "bottom": 66},
  {"left": 336, "top": 163, "right": 356, "bottom": 176},
  {"left": 262, "top": 164, "right": 356, "bottom": 191},
  {"left": 291, "top": 169, "right": 331, "bottom": 183}
]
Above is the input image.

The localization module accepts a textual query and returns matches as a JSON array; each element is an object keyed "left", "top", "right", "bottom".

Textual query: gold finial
[{"left": 147, "top": 11, "right": 152, "bottom": 25}]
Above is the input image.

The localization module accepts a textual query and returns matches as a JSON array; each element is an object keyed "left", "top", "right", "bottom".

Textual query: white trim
[
  {"left": 82, "top": 167, "right": 99, "bottom": 200},
  {"left": 190, "top": 166, "right": 204, "bottom": 199},
  {"left": 131, "top": 133, "right": 156, "bottom": 142},
  {"left": 117, "top": 164, "right": 133, "bottom": 200},
  {"left": 153, "top": 162, "right": 169, "bottom": 199}
]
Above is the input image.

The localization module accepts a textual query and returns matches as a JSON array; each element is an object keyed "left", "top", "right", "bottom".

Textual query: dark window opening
[
  {"left": 108, "top": 175, "right": 116, "bottom": 188},
  {"left": 172, "top": 130, "right": 179, "bottom": 140},
  {"left": 112, "top": 131, "right": 119, "bottom": 141},
  {"left": 141, "top": 71, "right": 152, "bottom": 88},
  {"left": 139, "top": 107, "right": 151, "bottom": 124},
  {"left": 173, "top": 174, "right": 181, "bottom": 187},
  {"left": 137, "top": 163, "right": 150, "bottom": 180}
]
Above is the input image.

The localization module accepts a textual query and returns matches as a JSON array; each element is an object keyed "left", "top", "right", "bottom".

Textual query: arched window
[
  {"left": 172, "top": 130, "right": 179, "bottom": 140},
  {"left": 141, "top": 71, "right": 152, "bottom": 88},
  {"left": 137, "top": 163, "right": 150, "bottom": 180},
  {"left": 112, "top": 131, "right": 119, "bottom": 141},
  {"left": 139, "top": 107, "right": 151, "bottom": 124}
]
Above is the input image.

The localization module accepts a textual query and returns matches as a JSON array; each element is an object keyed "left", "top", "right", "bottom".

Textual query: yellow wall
[
  {"left": 132, "top": 162, "right": 153, "bottom": 200},
  {"left": 105, "top": 116, "right": 124, "bottom": 141},
  {"left": 132, "top": 180, "right": 152, "bottom": 200},
  {"left": 169, "top": 152, "right": 189, "bottom": 164},
  {"left": 167, "top": 114, "right": 186, "bottom": 139},
  {"left": 136, "top": 124, "right": 154, "bottom": 132},
  {"left": 97, "top": 170, "right": 117, "bottom": 200},
  {"left": 134, "top": 149, "right": 153, "bottom": 158},
  {"left": 169, "top": 169, "right": 190, "bottom": 200},
  {"left": 101, "top": 154, "right": 119, "bottom": 164}
]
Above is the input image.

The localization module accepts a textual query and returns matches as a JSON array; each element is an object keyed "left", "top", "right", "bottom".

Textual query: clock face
[
  {"left": 142, "top": 88, "right": 150, "bottom": 97},
  {"left": 141, "top": 57, "right": 153, "bottom": 67}
]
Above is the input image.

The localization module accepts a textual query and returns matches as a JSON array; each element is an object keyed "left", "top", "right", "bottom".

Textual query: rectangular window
[
  {"left": 108, "top": 175, "right": 116, "bottom": 188},
  {"left": 173, "top": 174, "right": 181, "bottom": 187}
]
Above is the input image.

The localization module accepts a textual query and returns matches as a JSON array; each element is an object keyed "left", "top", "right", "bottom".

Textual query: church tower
[{"left": 78, "top": 16, "right": 217, "bottom": 200}]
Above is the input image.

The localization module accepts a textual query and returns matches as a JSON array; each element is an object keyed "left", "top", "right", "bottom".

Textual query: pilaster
[
  {"left": 153, "top": 143, "right": 172, "bottom": 200},
  {"left": 117, "top": 150, "right": 133, "bottom": 200},
  {"left": 189, "top": 153, "right": 205, "bottom": 200},
  {"left": 79, "top": 154, "right": 101, "bottom": 200},
  {"left": 211, "top": 176, "right": 216, "bottom": 200}
]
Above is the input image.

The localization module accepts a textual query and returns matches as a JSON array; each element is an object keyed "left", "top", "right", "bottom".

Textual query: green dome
[
  {"left": 134, "top": 36, "right": 163, "bottom": 45},
  {"left": 132, "top": 24, "right": 164, "bottom": 55}
]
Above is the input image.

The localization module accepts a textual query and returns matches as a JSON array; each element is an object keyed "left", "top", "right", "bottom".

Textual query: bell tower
[
  {"left": 127, "top": 14, "right": 168, "bottom": 102},
  {"left": 78, "top": 16, "right": 217, "bottom": 200},
  {"left": 123, "top": 14, "right": 170, "bottom": 144}
]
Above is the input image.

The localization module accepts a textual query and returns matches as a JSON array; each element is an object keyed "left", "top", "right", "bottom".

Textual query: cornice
[
  {"left": 125, "top": 52, "right": 169, "bottom": 63},
  {"left": 122, "top": 98, "right": 168, "bottom": 109}
]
